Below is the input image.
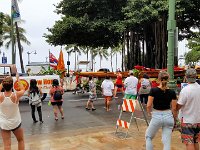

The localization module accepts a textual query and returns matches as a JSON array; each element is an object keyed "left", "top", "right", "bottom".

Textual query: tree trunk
[
  {"left": 110, "top": 49, "right": 113, "bottom": 72},
  {"left": 15, "top": 22, "right": 25, "bottom": 73}
]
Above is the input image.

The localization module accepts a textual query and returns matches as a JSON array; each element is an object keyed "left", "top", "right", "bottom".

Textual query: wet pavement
[{"left": 0, "top": 92, "right": 185, "bottom": 150}]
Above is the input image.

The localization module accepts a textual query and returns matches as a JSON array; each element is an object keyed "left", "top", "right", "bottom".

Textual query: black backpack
[{"left": 53, "top": 88, "right": 62, "bottom": 100}]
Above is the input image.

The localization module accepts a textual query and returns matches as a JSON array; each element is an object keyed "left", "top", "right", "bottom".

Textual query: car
[{"left": 97, "top": 68, "right": 110, "bottom": 72}]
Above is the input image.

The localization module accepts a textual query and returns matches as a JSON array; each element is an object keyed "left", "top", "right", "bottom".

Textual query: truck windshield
[{"left": 0, "top": 67, "right": 11, "bottom": 75}]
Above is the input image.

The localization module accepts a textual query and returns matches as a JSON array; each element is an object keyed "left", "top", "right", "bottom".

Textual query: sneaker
[
  {"left": 85, "top": 107, "right": 90, "bottom": 110},
  {"left": 33, "top": 120, "right": 38, "bottom": 123},
  {"left": 40, "top": 121, "right": 44, "bottom": 124},
  {"left": 114, "top": 97, "right": 118, "bottom": 99}
]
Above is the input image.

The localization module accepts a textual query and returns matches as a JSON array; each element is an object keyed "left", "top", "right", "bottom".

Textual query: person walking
[
  {"left": 138, "top": 74, "right": 151, "bottom": 105},
  {"left": 145, "top": 71, "right": 177, "bottom": 150},
  {"left": 0, "top": 74, "right": 25, "bottom": 150},
  {"left": 28, "top": 79, "right": 43, "bottom": 123},
  {"left": 49, "top": 79, "right": 64, "bottom": 121},
  {"left": 176, "top": 68, "right": 200, "bottom": 150},
  {"left": 113, "top": 71, "right": 124, "bottom": 98},
  {"left": 85, "top": 76, "right": 96, "bottom": 111},
  {"left": 101, "top": 76, "right": 114, "bottom": 111},
  {"left": 124, "top": 70, "right": 138, "bottom": 100}
]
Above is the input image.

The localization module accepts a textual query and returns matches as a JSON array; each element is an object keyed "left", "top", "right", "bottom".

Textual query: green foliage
[
  {"left": 0, "top": 12, "right": 4, "bottom": 47},
  {"left": 45, "top": 0, "right": 127, "bottom": 48},
  {"left": 185, "top": 32, "right": 200, "bottom": 65},
  {"left": 39, "top": 66, "right": 63, "bottom": 77}
]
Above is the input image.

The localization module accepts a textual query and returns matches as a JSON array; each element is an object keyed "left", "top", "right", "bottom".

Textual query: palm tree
[
  {"left": 65, "top": 44, "right": 82, "bottom": 71},
  {"left": 3, "top": 14, "right": 30, "bottom": 73},
  {"left": 112, "top": 45, "right": 122, "bottom": 71},
  {"left": 93, "top": 47, "right": 109, "bottom": 68}
]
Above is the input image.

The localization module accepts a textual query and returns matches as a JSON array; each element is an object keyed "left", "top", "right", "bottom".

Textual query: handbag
[{"left": 31, "top": 93, "right": 41, "bottom": 105}]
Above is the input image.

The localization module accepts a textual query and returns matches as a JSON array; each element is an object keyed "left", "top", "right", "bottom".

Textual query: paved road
[
  {"left": 20, "top": 92, "right": 148, "bottom": 136},
  {"left": 0, "top": 92, "right": 186, "bottom": 150}
]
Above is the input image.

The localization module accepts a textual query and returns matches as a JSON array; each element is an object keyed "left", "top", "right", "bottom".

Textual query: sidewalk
[{"left": 3, "top": 121, "right": 185, "bottom": 150}]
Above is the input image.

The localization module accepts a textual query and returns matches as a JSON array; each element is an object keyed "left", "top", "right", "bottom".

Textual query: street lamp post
[
  {"left": 27, "top": 50, "right": 37, "bottom": 64},
  {"left": 167, "top": 0, "right": 177, "bottom": 89},
  {"left": 67, "top": 52, "right": 70, "bottom": 77}
]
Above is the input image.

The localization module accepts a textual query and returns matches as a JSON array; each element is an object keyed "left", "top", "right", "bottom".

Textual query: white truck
[{"left": 0, "top": 64, "right": 60, "bottom": 100}]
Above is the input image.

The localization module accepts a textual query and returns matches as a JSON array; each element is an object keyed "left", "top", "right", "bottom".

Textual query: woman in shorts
[
  {"left": 113, "top": 71, "right": 124, "bottom": 98},
  {"left": 49, "top": 79, "right": 64, "bottom": 121},
  {"left": 0, "top": 73, "right": 25, "bottom": 150},
  {"left": 85, "top": 76, "right": 96, "bottom": 111}
]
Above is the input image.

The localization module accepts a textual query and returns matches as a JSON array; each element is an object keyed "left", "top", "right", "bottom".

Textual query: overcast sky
[{"left": 0, "top": 0, "right": 189, "bottom": 72}]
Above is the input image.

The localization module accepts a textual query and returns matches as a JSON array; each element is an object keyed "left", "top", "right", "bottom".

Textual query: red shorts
[
  {"left": 104, "top": 96, "right": 112, "bottom": 101},
  {"left": 181, "top": 120, "right": 200, "bottom": 144}
]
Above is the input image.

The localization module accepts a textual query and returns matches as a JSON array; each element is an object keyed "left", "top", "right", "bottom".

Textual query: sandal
[
  {"left": 55, "top": 118, "right": 58, "bottom": 121},
  {"left": 61, "top": 116, "right": 64, "bottom": 119},
  {"left": 92, "top": 108, "right": 96, "bottom": 111},
  {"left": 85, "top": 107, "right": 90, "bottom": 110}
]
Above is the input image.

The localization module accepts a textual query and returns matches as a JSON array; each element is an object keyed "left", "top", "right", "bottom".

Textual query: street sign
[
  {"left": 2, "top": 56, "right": 7, "bottom": 64},
  {"left": 67, "top": 61, "right": 70, "bottom": 65}
]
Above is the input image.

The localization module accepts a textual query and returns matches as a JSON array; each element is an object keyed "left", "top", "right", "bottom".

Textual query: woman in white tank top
[{"left": 0, "top": 74, "right": 25, "bottom": 150}]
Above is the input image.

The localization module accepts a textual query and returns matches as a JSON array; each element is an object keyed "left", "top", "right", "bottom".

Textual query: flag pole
[
  {"left": 48, "top": 49, "right": 50, "bottom": 72},
  {"left": 11, "top": 0, "right": 15, "bottom": 64}
]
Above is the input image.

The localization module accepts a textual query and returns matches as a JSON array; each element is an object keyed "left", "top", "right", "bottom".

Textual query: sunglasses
[{"left": 161, "top": 76, "right": 169, "bottom": 81}]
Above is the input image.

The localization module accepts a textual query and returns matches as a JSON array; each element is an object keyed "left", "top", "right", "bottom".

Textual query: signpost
[{"left": 2, "top": 52, "right": 7, "bottom": 74}]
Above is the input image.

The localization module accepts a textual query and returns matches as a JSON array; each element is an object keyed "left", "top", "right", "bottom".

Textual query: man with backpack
[{"left": 49, "top": 79, "right": 64, "bottom": 121}]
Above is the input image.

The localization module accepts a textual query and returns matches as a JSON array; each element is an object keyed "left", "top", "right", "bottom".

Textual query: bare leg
[
  {"left": 12, "top": 127, "right": 25, "bottom": 150},
  {"left": 113, "top": 87, "right": 118, "bottom": 98},
  {"left": 104, "top": 99, "right": 107, "bottom": 109},
  {"left": 1, "top": 129, "right": 11, "bottom": 150},
  {"left": 53, "top": 105, "right": 58, "bottom": 120},
  {"left": 58, "top": 105, "right": 64, "bottom": 118},
  {"left": 107, "top": 100, "right": 111, "bottom": 111},
  {"left": 86, "top": 100, "right": 90, "bottom": 108},
  {"left": 186, "top": 144, "right": 199, "bottom": 150},
  {"left": 90, "top": 101, "right": 95, "bottom": 109}
]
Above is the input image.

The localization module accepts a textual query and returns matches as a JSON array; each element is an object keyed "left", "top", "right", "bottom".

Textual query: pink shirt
[{"left": 49, "top": 86, "right": 64, "bottom": 102}]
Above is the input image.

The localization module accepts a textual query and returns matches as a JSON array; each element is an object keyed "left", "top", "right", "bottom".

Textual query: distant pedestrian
[
  {"left": 49, "top": 79, "right": 64, "bottom": 121},
  {"left": 85, "top": 76, "right": 96, "bottom": 111},
  {"left": 145, "top": 71, "right": 177, "bottom": 150},
  {"left": 138, "top": 74, "right": 151, "bottom": 105},
  {"left": 176, "top": 68, "right": 200, "bottom": 150},
  {"left": 28, "top": 79, "right": 43, "bottom": 123},
  {"left": 124, "top": 70, "right": 138, "bottom": 100},
  {"left": 0, "top": 73, "right": 25, "bottom": 150},
  {"left": 101, "top": 76, "right": 114, "bottom": 111},
  {"left": 113, "top": 71, "right": 124, "bottom": 99}
]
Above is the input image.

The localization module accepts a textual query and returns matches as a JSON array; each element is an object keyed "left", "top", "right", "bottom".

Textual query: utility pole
[
  {"left": 11, "top": 3, "right": 15, "bottom": 64},
  {"left": 167, "top": 0, "right": 176, "bottom": 89}
]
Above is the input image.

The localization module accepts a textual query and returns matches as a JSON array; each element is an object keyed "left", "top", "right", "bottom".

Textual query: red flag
[{"left": 49, "top": 52, "right": 58, "bottom": 69}]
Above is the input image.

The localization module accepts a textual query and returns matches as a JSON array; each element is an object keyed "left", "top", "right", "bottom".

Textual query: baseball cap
[{"left": 185, "top": 68, "right": 197, "bottom": 83}]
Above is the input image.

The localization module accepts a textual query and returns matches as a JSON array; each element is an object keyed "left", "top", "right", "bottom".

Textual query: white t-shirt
[
  {"left": 177, "top": 82, "right": 200, "bottom": 124},
  {"left": 101, "top": 79, "right": 114, "bottom": 96},
  {"left": 124, "top": 76, "right": 138, "bottom": 95}
]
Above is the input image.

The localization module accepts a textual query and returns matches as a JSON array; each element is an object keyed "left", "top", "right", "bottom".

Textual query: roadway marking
[{"left": 68, "top": 98, "right": 104, "bottom": 102}]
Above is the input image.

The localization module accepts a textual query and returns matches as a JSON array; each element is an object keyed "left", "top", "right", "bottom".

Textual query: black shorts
[
  {"left": 51, "top": 101, "right": 63, "bottom": 106},
  {"left": 116, "top": 84, "right": 123, "bottom": 88}
]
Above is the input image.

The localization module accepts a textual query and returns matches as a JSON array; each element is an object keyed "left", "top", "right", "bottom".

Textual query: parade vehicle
[{"left": 0, "top": 64, "right": 60, "bottom": 100}]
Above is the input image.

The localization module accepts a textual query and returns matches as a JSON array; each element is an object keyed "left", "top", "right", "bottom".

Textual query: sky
[{"left": 0, "top": 0, "right": 189, "bottom": 73}]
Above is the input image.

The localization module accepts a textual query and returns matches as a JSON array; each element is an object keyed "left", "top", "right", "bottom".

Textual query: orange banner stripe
[
  {"left": 124, "top": 100, "right": 129, "bottom": 111},
  {"left": 129, "top": 100, "right": 135, "bottom": 112}
]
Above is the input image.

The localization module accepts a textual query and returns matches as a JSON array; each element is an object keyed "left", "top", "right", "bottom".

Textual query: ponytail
[{"left": 158, "top": 71, "right": 169, "bottom": 92}]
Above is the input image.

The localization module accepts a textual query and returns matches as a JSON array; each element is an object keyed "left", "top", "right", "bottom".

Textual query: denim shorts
[{"left": 181, "top": 121, "right": 200, "bottom": 144}]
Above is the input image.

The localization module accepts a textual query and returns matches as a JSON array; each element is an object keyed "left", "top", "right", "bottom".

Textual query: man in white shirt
[
  {"left": 101, "top": 76, "right": 114, "bottom": 111},
  {"left": 177, "top": 68, "right": 200, "bottom": 150},
  {"left": 124, "top": 70, "right": 138, "bottom": 100}
]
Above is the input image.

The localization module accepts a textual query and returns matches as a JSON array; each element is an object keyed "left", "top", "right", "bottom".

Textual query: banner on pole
[{"left": 11, "top": 0, "right": 21, "bottom": 23}]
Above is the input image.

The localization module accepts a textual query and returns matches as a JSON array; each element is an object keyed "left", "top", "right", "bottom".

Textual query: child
[
  {"left": 101, "top": 76, "right": 114, "bottom": 111},
  {"left": 85, "top": 76, "right": 96, "bottom": 111}
]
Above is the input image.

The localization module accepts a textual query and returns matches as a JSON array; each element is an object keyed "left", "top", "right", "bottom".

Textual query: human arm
[
  {"left": 0, "top": 83, "right": 2, "bottom": 91},
  {"left": 146, "top": 96, "right": 153, "bottom": 116},
  {"left": 16, "top": 73, "right": 25, "bottom": 100}
]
